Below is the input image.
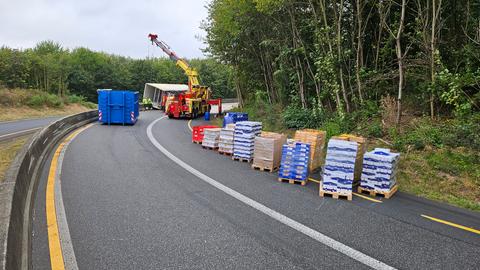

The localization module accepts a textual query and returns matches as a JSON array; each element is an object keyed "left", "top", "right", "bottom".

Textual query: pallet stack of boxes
[
  {"left": 321, "top": 134, "right": 367, "bottom": 200},
  {"left": 294, "top": 129, "right": 326, "bottom": 173},
  {"left": 321, "top": 139, "right": 358, "bottom": 197},
  {"left": 278, "top": 142, "right": 311, "bottom": 184},
  {"left": 331, "top": 134, "right": 367, "bottom": 182},
  {"left": 360, "top": 148, "right": 400, "bottom": 198},
  {"left": 233, "top": 121, "right": 262, "bottom": 161},
  {"left": 219, "top": 124, "right": 235, "bottom": 155},
  {"left": 252, "top": 132, "right": 287, "bottom": 172},
  {"left": 202, "top": 128, "right": 222, "bottom": 149}
]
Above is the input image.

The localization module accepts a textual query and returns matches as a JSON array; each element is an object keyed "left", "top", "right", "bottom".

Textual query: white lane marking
[
  {"left": 0, "top": 127, "right": 41, "bottom": 139},
  {"left": 147, "top": 117, "right": 396, "bottom": 270}
]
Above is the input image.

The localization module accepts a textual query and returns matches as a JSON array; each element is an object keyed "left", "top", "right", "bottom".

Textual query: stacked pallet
[
  {"left": 219, "top": 124, "right": 235, "bottom": 155},
  {"left": 278, "top": 142, "right": 311, "bottom": 185},
  {"left": 359, "top": 148, "right": 400, "bottom": 198},
  {"left": 294, "top": 129, "right": 326, "bottom": 172},
  {"left": 233, "top": 121, "right": 262, "bottom": 161},
  {"left": 252, "top": 132, "right": 287, "bottom": 172},
  {"left": 202, "top": 128, "right": 222, "bottom": 149},
  {"left": 320, "top": 139, "right": 358, "bottom": 200},
  {"left": 330, "top": 134, "right": 367, "bottom": 182}
]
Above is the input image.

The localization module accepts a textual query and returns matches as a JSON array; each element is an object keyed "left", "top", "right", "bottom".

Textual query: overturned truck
[{"left": 143, "top": 83, "right": 188, "bottom": 110}]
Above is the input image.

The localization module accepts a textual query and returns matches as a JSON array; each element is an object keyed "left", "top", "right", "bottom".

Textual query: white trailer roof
[{"left": 144, "top": 83, "right": 188, "bottom": 92}]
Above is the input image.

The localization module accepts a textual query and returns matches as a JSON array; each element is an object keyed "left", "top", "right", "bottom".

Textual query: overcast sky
[{"left": 0, "top": 0, "right": 210, "bottom": 59}]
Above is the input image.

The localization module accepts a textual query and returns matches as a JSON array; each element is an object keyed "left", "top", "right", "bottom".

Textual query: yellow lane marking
[
  {"left": 46, "top": 125, "right": 92, "bottom": 270},
  {"left": 421, "top": 214, "right": 480, "bottom": 235},
  {"left": 187, "top": 119, "right": 193, "bottom": 131},
  {"left": 308, "top": 177, "right": 320, "bottom": 184},
  {"left": 353, "top": 192, "right": 383, "bottom": 203}
]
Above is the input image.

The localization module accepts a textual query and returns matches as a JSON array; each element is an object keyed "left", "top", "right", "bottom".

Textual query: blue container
[
  {"left": 204, "top": 112, "right": 211, "bottom": 121},
  {"left": 223, "top": 112, "right": 248, "bottom": 127},
  {"left": 98, "top": 90, "right": 139, "bottom": 125}
]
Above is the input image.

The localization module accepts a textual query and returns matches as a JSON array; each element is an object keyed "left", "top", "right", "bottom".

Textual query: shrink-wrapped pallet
[
  {"left": 278, "top": 142, "right": 311, "bottom": 181},
  {"left": 252, "top": 132, "right": 287, "bottom": 171},
  {"left": 330, "top": 134, "right": 367, "bottom": 182},
  {"left": 322, "top": 139, "right": 358, "bottom": 195},
  {"left": 233, "top": 121, "right": 262, "bottom": 160},
  {"left": 361, "top": 148, "right": 399, "bottom": 193},
  {"left": 202, "top": 128, "right": 221, "bottom": 148},
  {"left": 219, "top": 125, "right": 235, "bottom": 154},
  {"left": 294, "top": 129, "right": 326, "bottom": 172}
]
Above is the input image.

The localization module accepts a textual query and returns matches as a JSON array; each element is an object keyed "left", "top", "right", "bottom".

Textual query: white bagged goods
[
  {"left": 233, "top": 121, "right": 262, "bottom": 160},
  {"left": 361, "top": 148, "right": 400, "bottom": 193},
  {"left": 322, "top": 139, "right": 358, "bottom": 194},
  {"left": 202, "top": 128, "right": 221, "bottom": 148}
]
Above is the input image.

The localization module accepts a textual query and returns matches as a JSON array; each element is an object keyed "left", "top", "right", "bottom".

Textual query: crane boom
[{"left": 148, "top": 33, "right": 200, "bottom": 88}]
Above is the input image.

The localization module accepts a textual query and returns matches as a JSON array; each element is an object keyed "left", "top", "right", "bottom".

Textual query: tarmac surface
[{"left": 31, "top": 110, "right": 480, "bottom": 269}]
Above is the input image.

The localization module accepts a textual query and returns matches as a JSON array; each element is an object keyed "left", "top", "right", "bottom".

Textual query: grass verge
[
  {"left": 0, "top": 88, "right": 96, "bottom": 122},
  {"left": 0, "top": 137, "right": 28, "bottom": 182}
]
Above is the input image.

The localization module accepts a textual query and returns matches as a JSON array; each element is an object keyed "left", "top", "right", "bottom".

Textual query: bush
[
  {"left": 27, "top": 93, "right": 63, "bottom": 108},
  {"left": 65, "top": 94, "right": 85, "bottom": 104}
]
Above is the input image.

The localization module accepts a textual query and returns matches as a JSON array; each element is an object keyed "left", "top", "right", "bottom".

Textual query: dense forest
[
  {"left": 0, "top": 41, "right": 235, "bottom": 101},
  {"left": 203, "top": 0, "right": 480, "bottom": 125}
]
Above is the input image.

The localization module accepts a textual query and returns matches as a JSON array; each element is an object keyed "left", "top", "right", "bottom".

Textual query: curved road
[
  {"left": 0, "top": 116, "right": 60, "bottom": 141},
  {"left": 32, "top": 111, "right": 480, "bottom": 269}
]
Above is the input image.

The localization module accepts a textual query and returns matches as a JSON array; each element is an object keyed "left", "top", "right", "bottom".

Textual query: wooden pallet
[
  {"left": 357, "top": 185, "right": 398, "bottom": 199},
  {"left": 192, "top": 141, "right": 202, "bottom": 144},
  {"left": 252, "top": 165, "right": 279, "bottom": 173},
  {"left": 202, "top": 146, "right": 218, "bottom": 150},
  {"left": 277, "top": 178, "right": 307, "bottom": 186},
  {"left": 319, "top": 183, "right": 352, "bottom": 201},
  {"left": 232, "top": 156, "right": 252, "bottom": 163},
  {"left": 218, "top": 151, "right": 233, "bottom": 156}
]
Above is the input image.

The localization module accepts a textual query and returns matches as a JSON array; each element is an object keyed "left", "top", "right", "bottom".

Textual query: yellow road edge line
[
  {"left": 421, "top": 214, "right": 480, "bottom": 235},
  {"left": 187, "top": 119, "right": 193, "bottom": 131},
  {"left": 353, "top": 192, "right": 383, "bottom": 203},
  {"left": 46, "top": 124, "right": 93, "bottom": 270},
  {"left": 307, "top": 177, "right": 320, "bottom": 184}
]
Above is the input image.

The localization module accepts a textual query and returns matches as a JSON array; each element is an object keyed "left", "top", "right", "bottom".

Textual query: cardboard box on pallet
[
  {"left": 361, "top": 148, "right": 399, "bottom": 193},
  {"left": 219, "top": 124, "right": 235, "bottom": 154},
  {"left": 322, "top": 139, "right": 358, "bottom": 195},
  {"left": 252, "top": 132, "right": 287, "bottom": 170},
  {"left": 330, "top": 134, "right": 367, "bottom": 182},
  {"left": 202, "top": 128, "right": 222, "bottom": 148},
  {"left": 279, "top": 142, "right": 311, "bottom": 181},
  {"left": 294, "top": 129, "right": 326, "bottom": 172},
  {"left": 233, "top": 121, "right": 262, "bottom": 160}
]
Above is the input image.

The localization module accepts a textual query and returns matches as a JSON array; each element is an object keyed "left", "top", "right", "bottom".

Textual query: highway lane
[
  {"left": 0, "top": 116, "right": 60, "bottom": 140},
  {"left": 31, "top": 110, "right": 480, "bottom": 269}
]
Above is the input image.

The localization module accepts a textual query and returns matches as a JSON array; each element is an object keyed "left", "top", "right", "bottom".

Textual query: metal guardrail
[{"left": 0, "top": 110, "right": 97, "bottom": 270}]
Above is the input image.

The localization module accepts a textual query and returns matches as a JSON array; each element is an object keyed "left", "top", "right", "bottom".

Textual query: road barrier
[{"left": 0, "top": 110, "right": 97, "bottom": 270}]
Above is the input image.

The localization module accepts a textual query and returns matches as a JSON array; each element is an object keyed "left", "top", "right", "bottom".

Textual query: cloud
[{"left": 0, "top": 0, "right": 209, "bottom": 59}]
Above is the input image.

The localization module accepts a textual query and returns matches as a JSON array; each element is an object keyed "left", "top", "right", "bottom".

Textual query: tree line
[
  {"left": 203, "top": 0, "right": 480, "bottom": 123},
  {"left": 0, "top": 41, "right": 235, "bottom": 102}
]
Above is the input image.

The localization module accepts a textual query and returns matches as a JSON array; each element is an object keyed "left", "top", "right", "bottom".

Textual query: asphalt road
[
  {"left": 31, "top": 111, "right": 480, "bottom": 269},
  {"left": 0, "top": 116, "right": 60, "bottom": 140}
]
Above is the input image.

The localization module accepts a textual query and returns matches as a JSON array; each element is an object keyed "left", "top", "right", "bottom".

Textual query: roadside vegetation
[
  {"left": 204, "top": 0, "right": 480, "bottom": 211},
  {"left": 0, "top": 88, "right": 95, "bottom": 121},
  {"left": 0, "top": 137, "right": 28, "bottom": 182}
]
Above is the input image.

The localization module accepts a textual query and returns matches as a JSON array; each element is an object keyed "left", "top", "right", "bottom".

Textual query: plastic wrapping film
[
  {"left": 361, "top": 148, "right": 400, "bottom": 192},
  {"left": 322, "top": 139, "right": 358, "bottom": 195},
  {"left": 330, "top": 134, "right": 367, "bottom": 182},
  {"left": 233, "top": 121, "right": 262, "bottom": 159},
  {"left": 202, "top": 128, "right": 222, "bottom": 148},
  {"left": 279, "top": 142, "right": 311, "bottom": 181},
  {"left": 253, "top": 132, "right": 287, "bottom": 169},
  {"left": 294, "top": 129, "right": 326, "bottom": 172},
  {"left": 219, "top": 124, "right": 235, "bottom": 153}
]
